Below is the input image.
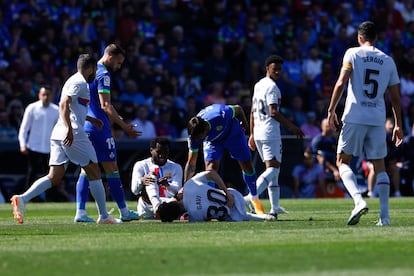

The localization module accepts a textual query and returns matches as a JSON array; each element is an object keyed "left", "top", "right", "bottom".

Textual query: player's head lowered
[
  {"left": 187, "top": 116, "right": 209, "bottom": 140},
  {"left": 103, "top": 43, "right": 126, "bottom": 73},
  {"left": 157, "top": 201, "right": 184, "bottom": 222},
  {"left": 77, "top": 54, "right": 97, "bottom": 83},
  {"left": 150, "top": 137, "right": 170, "bottom": 166}
]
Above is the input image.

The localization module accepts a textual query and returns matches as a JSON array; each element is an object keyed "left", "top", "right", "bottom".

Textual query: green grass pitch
[{"left": 1, "top": 198, "right": 413, "bottom": 276}]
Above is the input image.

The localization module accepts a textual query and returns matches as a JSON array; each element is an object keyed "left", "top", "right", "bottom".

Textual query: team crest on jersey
[
  {"left": 216, "top": 125, "right": 223, "bottom": 131},
  {"left": 103, "top": 76, "right": 110, "bottom": 86},
  {"left": 109, "top": 152, "right": 115, "bottom": 159}
]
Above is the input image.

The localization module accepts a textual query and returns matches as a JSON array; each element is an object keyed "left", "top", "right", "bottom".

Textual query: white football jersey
[
  {"left": 252, "top": 77, "right": 281, "bottom": 140},
  {"left": 51, "top": 72, "right": 91, "bottom": 140},
  {"left": 131, "top": 157, "right": 183, "bottom": 197},
  {"left": 341, "top": 45, "right": 400, "bottom": 126},
  {"left": 183, "top": 172, "right": 247, "bottom": 222}
]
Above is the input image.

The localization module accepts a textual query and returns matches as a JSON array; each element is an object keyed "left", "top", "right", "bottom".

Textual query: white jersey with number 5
[
  {"left": 341, "top": 45, "right": 400, "bottom": 126},
  {"left": 183, "top": 172, "right": 247, "bottom": 222},
  {"left": 252, "top": 77, "right": 281, "bottom": 140}
]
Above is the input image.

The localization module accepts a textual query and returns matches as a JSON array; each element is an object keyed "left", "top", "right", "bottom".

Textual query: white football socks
[
  {"left": 89, "top": 179, "right": 109, "bottom": 218},
  {"left": 339, "top": 164, "right": 363, "bottom": 206},
  {"left": 21, "top": 176, "right": 51, "bottom": 203}
]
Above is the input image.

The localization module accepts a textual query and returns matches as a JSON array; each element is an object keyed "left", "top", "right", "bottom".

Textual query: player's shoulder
[
  {"left": 345, "top": 46, "right": 361, "bottom": 56},
  {"left": 167, "top": 159, "right": 181, "bottom": 167},
  {"left": 133, "top": 157, "right": 151, "bottom": 167}
]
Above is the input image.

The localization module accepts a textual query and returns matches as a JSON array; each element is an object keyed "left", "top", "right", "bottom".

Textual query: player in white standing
[
  {"left": 248, "top": 55, "right": 304, "bottom": 218},
  {"left": 11, "top": 54, "right": 121, "bottom": 224},
  {"left": 131, "top": 137, "right": 183, "bottom": 219},
  {"left": 157, "top": 170, "right": 276, "bottom": 222},
  {"left": 327, "top": 21, "right": 403, "bottom": 226}
]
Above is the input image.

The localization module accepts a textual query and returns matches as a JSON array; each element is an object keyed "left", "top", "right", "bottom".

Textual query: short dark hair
[
  {"left": 187, "top": 116, "right": 208, "bottom": 137},
  {"left": 158, "top": 201, "right": 181, "bottom": 222},
  {"left": 358, "top": 21, "right": 377, "bottom": 42},
  {"left": 265, "top": 55, "right": 284, "bottom": 67},
  {"left": 104, "top": 43, "right": 126, "bottom": 58},
  {"left": 77, "top": 54, "right": 96, "bottom": 71},
  {"left": 40, "top": 84, "right": 52, "bottom": 91},
  {"left": 150, "top": 137, "right": 170, "bottom": 149}
]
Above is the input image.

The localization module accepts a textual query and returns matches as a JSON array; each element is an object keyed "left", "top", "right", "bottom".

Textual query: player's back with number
[
  {"left": 183, "top": 172, "right": 246, "bottom": 222},
  {"left": 342, "top": 46, "right": 399, "bottom": 126}
]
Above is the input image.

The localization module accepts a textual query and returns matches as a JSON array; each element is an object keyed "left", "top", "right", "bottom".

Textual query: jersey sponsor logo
[
  {"left": 78, "top": 97, "right": 90, "bottom": 106},
  {"left": 361, "top": 101, "right": 377, "bottom": 107},
  {"left": 103, "top": 76, "right": 111, "bottom": 86}
]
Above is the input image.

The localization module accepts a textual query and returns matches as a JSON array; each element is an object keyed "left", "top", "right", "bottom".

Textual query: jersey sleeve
[
  {"left": 131, "top": 160, "right": 147, "bottom": 195},
  {"left": 228, "top": 105, "right": 236, "bottom": 119},
  {"left": 265, "top": 85, "right": 279, "bottom": 105},
  {"left": 98, "top": 72, "right": 111, "bottom": 94},
  {"left": 342, "top": 48, "right": 353, "bottom": 72},
  {"left": 187, "top": 137, "right": 201, "bottom": 152},
  {"left": 388, "top": 59, "right": 400, "bottom": 86},
  {"left": 65, "top": 83, "right": 81, "bottom": 99}
]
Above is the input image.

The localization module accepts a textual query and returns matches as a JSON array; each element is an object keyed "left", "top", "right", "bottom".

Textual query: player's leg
[
  {"left": 11, "top": 140, "right": 67, "bottom": 224},
  {"left": 100, "top": 161, "right": 140, "bottom": 221},
  {"left": 366, "top": 126, "right": 390, "bottom": 226},
  {"left": 90, "top": 131, "right": 139, "bottom": 221},
  {"left": 372, "top": 159, "right": 390, "bottom": 226},
  {"left": 255, "top": 140, "right": 286, "bottom": 215},
  {"left": 223, "top": 123, "right": 266, "bottom": 214},
  {"left": 69, "top": 138, "right": 121, "bottom": 224},
  {"left": 82, "top": 162, "right": 121, "bottom": 224},
  {"left": 74, "top": 170, "right": 93, "bottom": 222},
  {"left": 337, "top": 123, "right": 368, "bottom": 225},
  {"left": 11, "top": 164, "right": 65, "bottom": 224}
]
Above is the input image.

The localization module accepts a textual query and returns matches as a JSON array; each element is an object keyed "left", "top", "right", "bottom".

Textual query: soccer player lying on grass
[{"left": 157, "top": 170, "right": 276, "bottom": 222}]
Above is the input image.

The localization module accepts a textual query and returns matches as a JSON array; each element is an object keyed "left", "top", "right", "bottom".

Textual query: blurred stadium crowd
[{"left": 1, "top": 0, "right": 414, "bottom": 140}]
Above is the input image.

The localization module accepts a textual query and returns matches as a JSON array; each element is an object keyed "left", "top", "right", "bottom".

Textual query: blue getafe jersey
[
  {"left": 84, "top": 63, "right": 112, "bottom": 135},
  {"left": 189, "top": 104, "right": 236, "bottom": 151}
]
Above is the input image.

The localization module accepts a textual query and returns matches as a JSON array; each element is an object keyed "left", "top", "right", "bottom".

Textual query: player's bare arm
[
  {"left": 60, "top": 95, "right": 73, "bottom": 146},
  {"left": 389, "top": 84, "right": 403, "bottom": 147},
  {"left": 86, "top": 116, "right": 103, "bottom": 129},
  {"left": 270, "top": 104, "right": 304, "bottom": 138},
  {"left": 99, "top": 92, "right": 142, "bottom": 138},
  {"left": 248, "top": 105, "right": 256, "bottom": 151},
  {"left": 205, "top": 170, "right": 234, "bottom": 208},
  {"left": 327, "top": 69, "right": 350, "bottom": 131},
  {"left": 184, "top": 151, "right": 197, "bottom": 182},
  {"left": 233, "top": 104, "right": 249, "bottom": 132}
]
